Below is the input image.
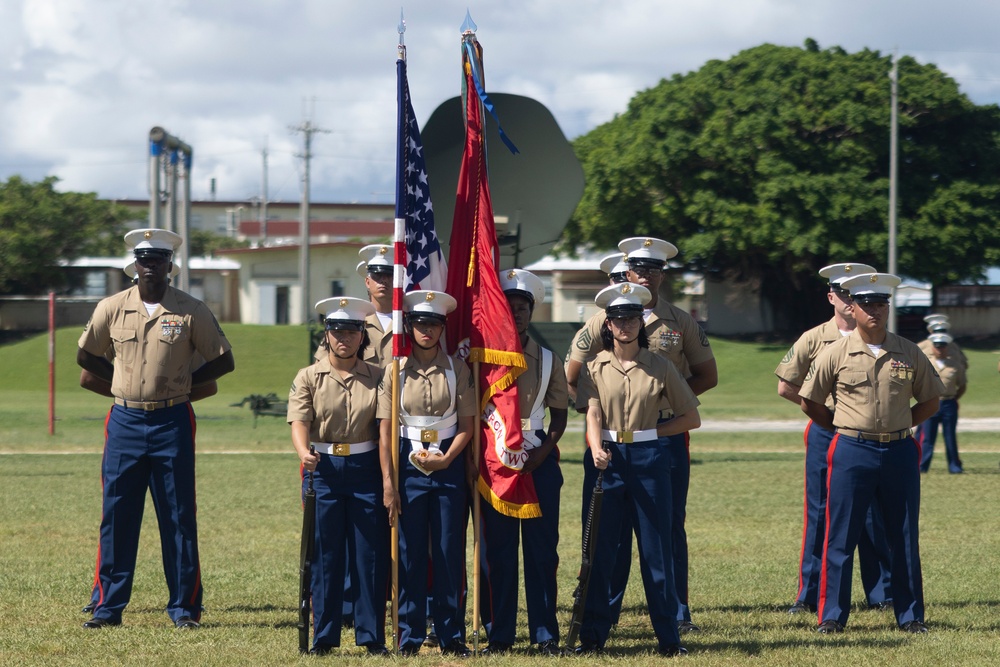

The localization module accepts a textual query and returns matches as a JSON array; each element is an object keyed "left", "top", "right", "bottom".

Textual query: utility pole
[
  {"left": 888, "top": 51, "right": 899, "bottom": 332},
  {"left": 260, "top": 138, "right": 269, "bottom": 241},
  {"left": 290, "top": 103, "right": 329, "bottom": 324}
]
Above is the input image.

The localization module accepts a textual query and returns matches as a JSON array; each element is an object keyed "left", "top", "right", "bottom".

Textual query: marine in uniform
[
  {"left": 800, "top": 273, "right": 944, "bottom": 634},
  {"left": 356, "top": 244, "right": 395, "bottom": 367},
  {"left": 378, "top": 291, "right": 477, "bottom": 657},
  {"left": 774, "top": 263, "right": 893, "bottom": 614},
  {"left": 915, "top": 332, "right": 967, "bottom": 474},
  {"left": 479, "top": 269, "right": 568, "bottom": 656},
  {"left": 76, "top": 229, "right": 234, "bottom": 629},
  {"left": 575, "top": 283, "right": 701, "bottom": 657},
  {"left": 288, "top": 297, "right": 389, "bottom": 655},
  {"left": 566, "top": 237, "right": 717, "bottom": 634}
]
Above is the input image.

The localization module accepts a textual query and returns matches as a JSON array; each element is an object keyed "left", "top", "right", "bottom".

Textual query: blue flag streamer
[{"left": 463, "top": 40, "right": 519, "bottom": 156}]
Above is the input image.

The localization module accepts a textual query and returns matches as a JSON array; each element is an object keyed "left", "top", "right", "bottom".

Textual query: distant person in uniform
[
  {"left": 380, "top": 291, "right": 476, "bottom": 657},
  {"left": 567, "top": 238, "right": 717, "bottom": 635},
  {"left": 800, "top": 272, "right": 943, "bottom": 635},
  {"left": 916, "top": 332, "right": 967, "bottom": 474},
  {"left": 775, "top": 263, "right": 892, "bottom": 615},
  {"left": 288, "top": 296, "right": 389, "bottom": 655},
  {"left": 478, "top": 269, "right": 568, "bottom": 656},
  {"left": 574, "top": 282, "right": 701, "bottom": 657},
  {"left": 77, "top": 229, "right": 234, "bottom": 630}
]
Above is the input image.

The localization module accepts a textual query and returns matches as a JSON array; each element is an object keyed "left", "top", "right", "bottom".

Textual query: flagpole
[
  {"left": 472, "top": 363, "right": 482, "bottom": 654},
  {"left": 389, "top": 13, "right": 406, "bottom": 654}
]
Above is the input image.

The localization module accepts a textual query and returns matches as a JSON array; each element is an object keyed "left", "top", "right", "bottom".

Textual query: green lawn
[{"left": 1, "top": 327, "right": 999, "bottom": 665}]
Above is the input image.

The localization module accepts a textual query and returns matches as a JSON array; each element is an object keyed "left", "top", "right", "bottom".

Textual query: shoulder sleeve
[
  {"left": 376, "top": 364, "right": 394, "bottom": 419},
  {"left": 661, "top": 359, "right": 700, "bottom": 416},
  {"left": 567, "top": 314, "right": 604, "bottom": 363},
  {"left": 543, "top": 351, "right": 569, "bottom": 410},
  {"left": 799, "top": 343, "right": 837, "bottom": 403},
  {"left": 678, "top": 310, "right": 714, "bottom": 367},
  {"left": 78, "top": 298, "right": 114, "bottom": 356},
  {"left": 579, "top": 360, "right": 599, "bottom": 409},
  {"left": 286, "top": 367, "right": 315, "bottom": 424},
  {"left": 911, "top": 348, "right": 946, "bottom": 403},
  {"left": 190, "top": 302, "right": 232, "bottom": 362},
  {"left": 774, "top": 330, "right": 813, "bottom": 385}
]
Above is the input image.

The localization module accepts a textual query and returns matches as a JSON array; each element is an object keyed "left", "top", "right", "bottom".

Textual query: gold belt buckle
[
  {"left": 420, "top": 429, "right": 438, "bottom": 443},
  {"left": 616, "top": 431, "right": 633, "bottom": 444},
  {"left": 521, "top": 418, "right": 531, "bottom": 430},
  {"left": 879, "top": 433, "right": 891, "bottom": 443},
  {"left": 142, "top": 401, "right": 157, "bottom": 411},
  {"left": 332, "top": 443, "right": 350, "bottom": 456}
]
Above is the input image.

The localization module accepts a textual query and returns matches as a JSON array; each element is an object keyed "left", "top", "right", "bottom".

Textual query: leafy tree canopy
[
  {"left": 0, "top": 176, "right": 131, "bottom": 295},
  {"left": 564, "top": 40, "right": 1000, "bottom": 331}
]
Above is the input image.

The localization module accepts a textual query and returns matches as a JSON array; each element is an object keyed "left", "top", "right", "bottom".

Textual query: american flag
[
  {"left": 393, "top": 57, "right": 447, "bottom": 357},
  {"left": 400, "top": 64, "right": 446, "bottom": 293}
]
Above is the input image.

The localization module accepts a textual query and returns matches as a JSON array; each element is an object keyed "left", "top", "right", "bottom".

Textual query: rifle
[
  {"left": 298, "top": 447, "right": 316, "bottom": 654},
  {"left": 565, "top": 465, "right": 605, "bottom": 651}
]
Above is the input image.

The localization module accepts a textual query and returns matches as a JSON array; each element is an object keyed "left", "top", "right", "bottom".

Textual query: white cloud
[{"left": 1, "top": 0, "right": 999, "bottom": 205}]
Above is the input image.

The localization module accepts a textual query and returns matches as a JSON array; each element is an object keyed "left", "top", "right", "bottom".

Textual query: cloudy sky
[{"left": 2, "top": 0, "right": 999, "bottom": 208}]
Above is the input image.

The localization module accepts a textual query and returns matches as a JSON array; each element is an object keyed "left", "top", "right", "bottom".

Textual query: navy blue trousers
[
  {"left": 580, "top": 440, "right": 679, "bottom": 650},
  {"left": 90, "top": 403, "right": 201, "bottom": 624},
  {"left": 819, "top": 434, "right": 924, "bottom": 628},
  {"left": 918, "top": 399, "right": 962, "bottom": 473},
  {"left": 600, "top": 432, "right": 692, "bottom": 624},
  {"left": 397, "top": 438, "right": 467, "bottom": 650},
  {"left": 796, "top": 422, "right": 892, "bottom": 608},
  {"left": 480, "top": 442, "right": 562, "bottom": 645},
  {"left": 305, "top": 449, "right": 388, "bottom": 648}
]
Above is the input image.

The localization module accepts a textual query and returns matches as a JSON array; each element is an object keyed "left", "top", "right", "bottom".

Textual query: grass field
[{"left": 1, "top": 327, "right": 999, "bottom": 666}]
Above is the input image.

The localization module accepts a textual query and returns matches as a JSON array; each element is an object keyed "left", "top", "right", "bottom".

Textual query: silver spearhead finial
[
  {"left": 398, "top": 8, "right": 405, "bottom": 41},
  {"left": 461, "top": 9, "right": 477, "bottom": 35}
]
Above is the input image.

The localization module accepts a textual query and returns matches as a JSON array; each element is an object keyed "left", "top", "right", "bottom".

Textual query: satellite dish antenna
[{"left": 422, "top": 93, "right": 584, "bottom": 269}]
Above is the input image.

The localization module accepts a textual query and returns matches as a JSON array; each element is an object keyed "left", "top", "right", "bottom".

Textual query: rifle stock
[
  {"left": 565, "top": 467, "right": 604, "bottom": 651},
  {"left": 298, "top": 452, "right": 316, "bottom": 654}
]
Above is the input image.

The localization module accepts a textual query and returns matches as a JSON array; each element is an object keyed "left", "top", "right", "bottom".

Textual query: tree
[
  {"left": 0, "top": 176, "right": 133, "bottom": 295},
  {"left": 564, "top": 41, "right": 1000, "bottom": 332}
]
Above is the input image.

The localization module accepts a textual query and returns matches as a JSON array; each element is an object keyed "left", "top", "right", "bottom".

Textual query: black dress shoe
[
  {"left": 440, "top": 640, "right": 472, "bottom": 658},
  {"left": 81, "top": 602, "right": 96, "bottom": 614},
  {"left": 174, "top": 616, "right": 200, "bottom": 629},
  {"left": 817, "top": 620, "right": 845, "bottom": 634},
  {"left": 901, "top": 620, "right": 929, "bottom": 634},
  {"left": 309, "top": 643, "right": 336, "bottom": 655},
  {"left": 658, "top": 644, "right": 688, "bottom": 657},
  {"left": 677, "top": 620, "right": 701, "bottom": 634},
  {"left": 424, "top": 630, "right": 439, "bottom": 648},
  {"left": 787, "top": 601, "right": 814, "bottom": 614},
  {"left": 537, "top": 640, "right": 560, "bottom": 656},
  {"left": 574, "top": 640, "right": 603, "bottom": 655},
  {"left": 365, "top": 643, "right": 389, "bottom": 655},
  {"left": 480, "top": 642, "right": 512, "bottom": 656},
  {"left": 82, "top": 617, "right": 120, "bottom": 629}
]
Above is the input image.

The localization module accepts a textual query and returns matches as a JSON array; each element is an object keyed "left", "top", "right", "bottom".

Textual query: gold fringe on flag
[{"left": 478, "top": 476, "right": 542, "bottom": 519}]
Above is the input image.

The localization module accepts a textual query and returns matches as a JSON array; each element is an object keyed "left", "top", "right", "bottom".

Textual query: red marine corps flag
[{"left": 445, "top": 17, "right": 539, "bottom": 519}]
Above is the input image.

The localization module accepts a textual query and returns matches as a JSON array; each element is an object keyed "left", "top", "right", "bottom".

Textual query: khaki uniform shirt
[
  {"left": 917, "top": 338, "right": 968, "bottom": 370},
  {"left": 919, "top": 349, "right": 966, "bottom": 399},
  {"left": 774, "top": 317, "right": 846, "bottom": 410},
  {"left": 287, "top": 357, "right": 380, "bottom": 444},
  {"left": 578, "top": 348, "right": 700, "bottom": 432},
  {"left": 568, "top": 301, "right": 713, "bottom": 378},
  {"left": 800, "top": 330, "right": 945, "bottom": 433},
  {"left": 78, "top": 286, "right": 231, "bottom": 401},
  {"left": 518, "top": 337, "right": 569, "bottom": 415},
  {"left": 363, "top": 312, "right": 392, "bottom": 368},
  {"left": 377, "top": 348, "right": 477, "bottom": 419}
]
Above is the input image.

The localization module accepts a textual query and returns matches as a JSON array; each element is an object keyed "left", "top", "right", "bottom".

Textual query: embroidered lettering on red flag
[{"left": 445, "top": 35, "right": 538, "bottom": 519}]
